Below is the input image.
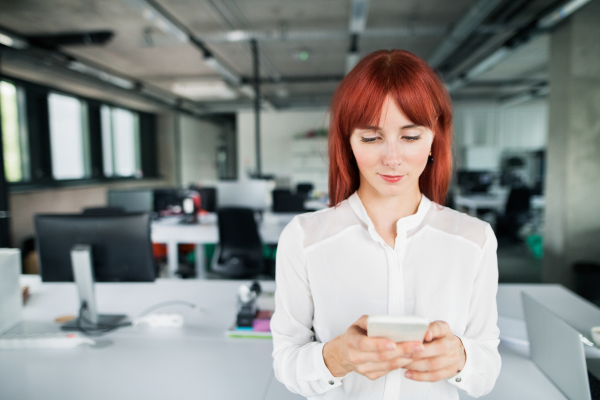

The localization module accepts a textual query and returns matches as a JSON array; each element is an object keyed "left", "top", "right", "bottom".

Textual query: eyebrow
[{"left": 361, "top": 124, "right": 421, "bottom": 130}]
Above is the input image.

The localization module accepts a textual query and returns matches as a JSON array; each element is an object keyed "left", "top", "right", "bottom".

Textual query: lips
[{"left": 380, "top": 174, "right": 404, "bottom": 183}]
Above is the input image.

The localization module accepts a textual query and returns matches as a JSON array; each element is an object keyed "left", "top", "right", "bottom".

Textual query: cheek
[
  {"left": 403, "top": 143, "right": 431, "bottom": 168},
  {"left": 351, "top": 143, "right": 380, "bottom": 170}
]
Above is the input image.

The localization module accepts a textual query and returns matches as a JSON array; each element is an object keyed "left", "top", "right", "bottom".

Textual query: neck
[{"left": 357, "top": 184, "right": 422, "bottom": 233}]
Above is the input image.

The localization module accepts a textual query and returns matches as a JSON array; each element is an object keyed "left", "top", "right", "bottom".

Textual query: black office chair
[
  {"left": 82, "top": 207, "right": 126, "bottom": 215},
  {"left": 191, "top": 186, "right": 217, "bottom": 212},
  {"left": 496, "top": 187, "right": 532, "bottom": 241},
  {"left": 296, "top": 183, "right": 313, "bottom": 199},
  {"left": 212, "top": 208, "right": 264, "bottom": 278}
]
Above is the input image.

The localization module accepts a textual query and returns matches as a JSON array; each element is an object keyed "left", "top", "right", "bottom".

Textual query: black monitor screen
[{"left": 35, "top": 213, "right": 155, "bottom": 282}]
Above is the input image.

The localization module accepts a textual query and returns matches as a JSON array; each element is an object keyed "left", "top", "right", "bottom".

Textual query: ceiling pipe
[{"left": 428, "top": 0, "right": 504, "bottom": 69}]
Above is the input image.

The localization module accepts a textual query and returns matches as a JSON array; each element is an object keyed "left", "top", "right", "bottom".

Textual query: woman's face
[{"left": 350, "top": 95, "right": 434, "bottom": 199}]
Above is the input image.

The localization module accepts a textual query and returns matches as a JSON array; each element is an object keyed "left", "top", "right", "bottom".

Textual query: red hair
[{"left": 328, "top": 49, "right": 453, "bottom": 207}]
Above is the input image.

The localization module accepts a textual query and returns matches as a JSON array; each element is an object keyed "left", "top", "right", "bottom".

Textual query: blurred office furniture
[
  {"left": 457, "top": 170, "right": 494, "bottom": 194},
  {"left": 107, "top": 189, "right": 153, "bottom": 213},
  {"left": 82, "top": 207, "right": 126, "bottom": 215},
  {"left": 151, "top": 211, "right": 291, "bottom": 278},
  {"left": 4, "top": 276, "right": 584, "bottom": 400},
  {"left": 496, "top": 187, "right": 533, "bottom": 241},
  {"left": 216, "top": 180, "right": 271, "bottom": 210},
  {"left": 211, "top": 208, "right": 264, "bottom": 278},
  {"left": 35, "top": 213, "right": 155, "bottom": 282},
  {"left": 296, "top": 183, "right": 314, "bottom": 198},
  {"left": 272, "top": 189, "right": 305, "bottom": 213},
  {"left": 454, "top": 192, "right": 508, "bottom": 217},
  {"left": 189, "top": 186, "right": 217, "bottom": 212},
  {"left": 0, "top": 249, "right": 21, "bottom": 334},
  {"left": 153, "top": 188, "right": 183, "bottom": 216},
  {"left": 573, "top": 262, "right": 600, "bottom": 306}
]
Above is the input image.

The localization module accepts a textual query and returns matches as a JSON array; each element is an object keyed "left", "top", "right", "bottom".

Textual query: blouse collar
[{"left": 347, "top": 191, "right": 432, "bottom": 242}]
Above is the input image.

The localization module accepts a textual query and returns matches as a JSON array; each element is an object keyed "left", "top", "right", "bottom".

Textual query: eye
[
  {"left": 403, "top": 136, "right": 421, "bottom": 141},
  {"left": 360, "top": 137, "right": 378, "bottom": 143}
]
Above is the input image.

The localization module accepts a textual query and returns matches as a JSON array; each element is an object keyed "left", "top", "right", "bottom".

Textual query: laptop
[{"left": 522, "top": 292, "right": 600, "bottom": 400}]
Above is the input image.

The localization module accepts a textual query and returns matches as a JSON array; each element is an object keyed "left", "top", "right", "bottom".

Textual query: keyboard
[{"left": 0, "top": 332, "right": 95, "bottom": 350}]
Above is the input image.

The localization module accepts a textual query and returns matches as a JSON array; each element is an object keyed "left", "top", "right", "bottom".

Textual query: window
[
  {"left": 101, "top": 105, "right": 141, "bottom": 177},
  {"left": 48, "top": 93, "right": 90, "bottom": 180},
  {"left": 0, "top": 80, "right": 29, "bottom": 182}
]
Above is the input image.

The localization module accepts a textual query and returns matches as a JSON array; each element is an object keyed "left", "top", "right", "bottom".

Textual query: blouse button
[
  {"left": 329, "top": 380, "right": 335, "bottom": 385},
  {"left": 455, "top": 377, "right": 462, "bottom": 383}
]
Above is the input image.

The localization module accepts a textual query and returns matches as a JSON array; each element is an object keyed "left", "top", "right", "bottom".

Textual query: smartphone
[{"left": 367, "top": 315, "right": 429, "bottom": 343}]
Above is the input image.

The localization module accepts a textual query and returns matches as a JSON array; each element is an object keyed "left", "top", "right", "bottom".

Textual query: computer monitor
[
  {"left": 457, "top": 170, "right": 494, "bottom": 193},
  {"left": 216, "top": 180, "right": 271, "bottom": 210},
  {"left": 35, "top": 213, "right": 155, "bottom": 282},
  {"left": 107, "top": 189, "right": 153, "bottom": 213}
]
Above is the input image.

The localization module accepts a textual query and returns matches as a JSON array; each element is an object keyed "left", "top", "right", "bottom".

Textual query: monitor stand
[{"left": 61, "top": 245, "right": 126, "bottom": 331}]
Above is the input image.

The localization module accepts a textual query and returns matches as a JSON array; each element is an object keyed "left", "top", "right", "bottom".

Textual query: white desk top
[{"left": 4, "top": 277, "right": 589, "bottom": 400}]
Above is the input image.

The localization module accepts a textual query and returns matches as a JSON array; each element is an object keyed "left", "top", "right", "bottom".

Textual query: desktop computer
[
  {"left": 35, "top": 213, "right": 156, "bottom": 331},
  {"left": 107, "top": 189, "right": 154, "bottom": 213},
  {"left": 35, "top": 213, "right": 155, "bottom": 283}
]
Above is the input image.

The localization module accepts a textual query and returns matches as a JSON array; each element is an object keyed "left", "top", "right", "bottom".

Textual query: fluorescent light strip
[
  {"left": 0, "top": 31, "right": 28, "bottom": 49},
  {"left": 67, "top": 61, "right": 135, "bottom": 89},
  {"left": 538, "top": 0, "right": 593, "bottom": 29}
]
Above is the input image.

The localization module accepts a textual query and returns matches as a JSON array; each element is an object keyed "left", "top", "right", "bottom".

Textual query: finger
[
  {"left": 405, "top": 365, "right": 459, "bottom": 382},
  {"left": 424, "top": 321, "right": 450, "bottom": 342},
  {"left": 353, "top": 315, "right": 369, "bottom": 331},
  {"left": 355, "top": 357, "right": 413, "bottom": 377},
  {"left": 349, "top": 343, "right": 422, "bottom": 364},
  {"left": 403, "top": 354, "right": 456, "bottom": 373},
  {"left": 411, "top": 336, "right": 453, "bottom": 359},
  {"left": 348, "top": 329, "right": 397, "bottom": 352}
]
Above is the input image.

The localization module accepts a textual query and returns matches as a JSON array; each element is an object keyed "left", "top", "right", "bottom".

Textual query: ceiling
[{"left": 0, "top": 0, "right": 573, "bottom": 113}]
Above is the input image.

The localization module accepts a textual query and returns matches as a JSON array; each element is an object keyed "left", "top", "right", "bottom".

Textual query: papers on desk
[{"left": 226, "top": 292, "right": 274, "bottom": 339}]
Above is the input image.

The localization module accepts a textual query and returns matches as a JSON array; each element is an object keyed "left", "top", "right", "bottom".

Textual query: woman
[{"left": 271, "top": 50, "right": 501, "bottom": 399}]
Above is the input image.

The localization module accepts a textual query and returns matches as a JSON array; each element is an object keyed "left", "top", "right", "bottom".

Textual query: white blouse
[{"left": 271, "top": 192, "right": 501, "bottom": 399}]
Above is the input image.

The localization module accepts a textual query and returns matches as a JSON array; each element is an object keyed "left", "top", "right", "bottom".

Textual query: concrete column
[{"left": 543, "top": 1, "right": 600, "bottom": 288}]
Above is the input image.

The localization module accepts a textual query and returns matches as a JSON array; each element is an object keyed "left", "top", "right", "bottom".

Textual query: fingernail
[
  {"left": 405, "top": 371, "right": 413, "bottom": 379},
  {"left": 413, "top": 344, "right": 424, "bottom": 352},
  {"left": 386, "top": 342, "right": 396, "bottom": 350}
]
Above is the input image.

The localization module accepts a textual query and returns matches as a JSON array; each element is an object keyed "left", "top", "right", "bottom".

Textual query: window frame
[{"left": 0, "top": 74, "right": 159, "bottom": 192}]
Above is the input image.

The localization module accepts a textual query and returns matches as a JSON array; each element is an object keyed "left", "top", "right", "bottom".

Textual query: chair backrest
[
  {"left": 274, "top": 193, "right": 305, "bottom": 213},
  {"left": 213, "top": 208, "right": 263, "bottom": 278},
  {"left": 296, "top": 183, "right": 313, "bottom": 197},
  {"left": 505, "top": 187, "right": 532, "bottom": 214},
  {"left": 82, "top": 207, "right": 126, "bottom": 215}
]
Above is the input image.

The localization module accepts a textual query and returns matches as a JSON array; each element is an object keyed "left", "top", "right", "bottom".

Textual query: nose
[{"left": 382, "top": 140, "right": 402, "bottom": 167}]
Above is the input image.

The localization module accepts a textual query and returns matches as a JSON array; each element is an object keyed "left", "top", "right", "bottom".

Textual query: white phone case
[{"left": 367, "top": 315, "right": 429, "bottom": 343}]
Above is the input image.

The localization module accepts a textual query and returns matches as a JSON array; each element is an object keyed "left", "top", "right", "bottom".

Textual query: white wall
[
  {"left": 237, "top": 109, "right": 329, "bottom": 190},
  {"left": 179, "top": 115, "right": 221, "bottom": 186},
  {"left": 453, "top": 100, "right": 548, "bottom": 169}
]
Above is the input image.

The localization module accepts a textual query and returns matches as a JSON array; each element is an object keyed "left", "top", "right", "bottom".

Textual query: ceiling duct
[
  {"left": 24, "top": 31, "right": 114, "bottom": 51},
  {"left": 428, "top": 0, "right": 504, "bottom": 69}
]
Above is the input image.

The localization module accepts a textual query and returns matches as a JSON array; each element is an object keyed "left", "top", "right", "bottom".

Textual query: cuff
[
  {"left": 312, "top": 342, "right": 347, "bottom": 390},
  {"left": 446, "top": 335, "right": 473, "bottom": 390}
]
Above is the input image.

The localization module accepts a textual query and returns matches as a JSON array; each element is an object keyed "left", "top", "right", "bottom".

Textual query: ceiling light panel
[{"left": 171, "top": 80, "right": 238, "bottom": 100}]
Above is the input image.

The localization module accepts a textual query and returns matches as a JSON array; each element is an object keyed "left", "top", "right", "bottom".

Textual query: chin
[{"left": 373, "top": 182, "right": 409, "bottom": 198}]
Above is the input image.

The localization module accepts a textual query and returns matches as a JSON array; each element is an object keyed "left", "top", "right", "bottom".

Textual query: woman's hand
[
  {"left": 403, "top": 320, "right": 466, "bottom": 382},
  {"left": 323, "top": 315, "right": 425, "bottom": 381}
]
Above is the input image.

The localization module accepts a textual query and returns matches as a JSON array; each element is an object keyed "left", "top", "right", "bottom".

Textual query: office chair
[
  {"left": 496, "top": 187, "right": 532, "bottom": 241},
  {"left": 211, "top": 208, "right": 264, "bottom": 278},
  {"left": 82, "top": 207, "right": 126, "bottom": 215},
  {"left": 296, "top": 183, "right": 313, "bottom": 198}
]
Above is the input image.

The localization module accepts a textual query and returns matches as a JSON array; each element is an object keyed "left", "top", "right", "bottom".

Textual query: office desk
[
  {"left": 4, "top": 278, "right": 588, "bottom": 400},
  {"left": 454, "top": 194, "right": 545, "bottom": 217},
  {"left": 151, "top": 213, "right": 297, "bottom": 277}
]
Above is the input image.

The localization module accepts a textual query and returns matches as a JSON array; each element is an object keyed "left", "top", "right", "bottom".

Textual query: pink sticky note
[{"left": 253, "top": 319, "right": 271, "bottom": 332}]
